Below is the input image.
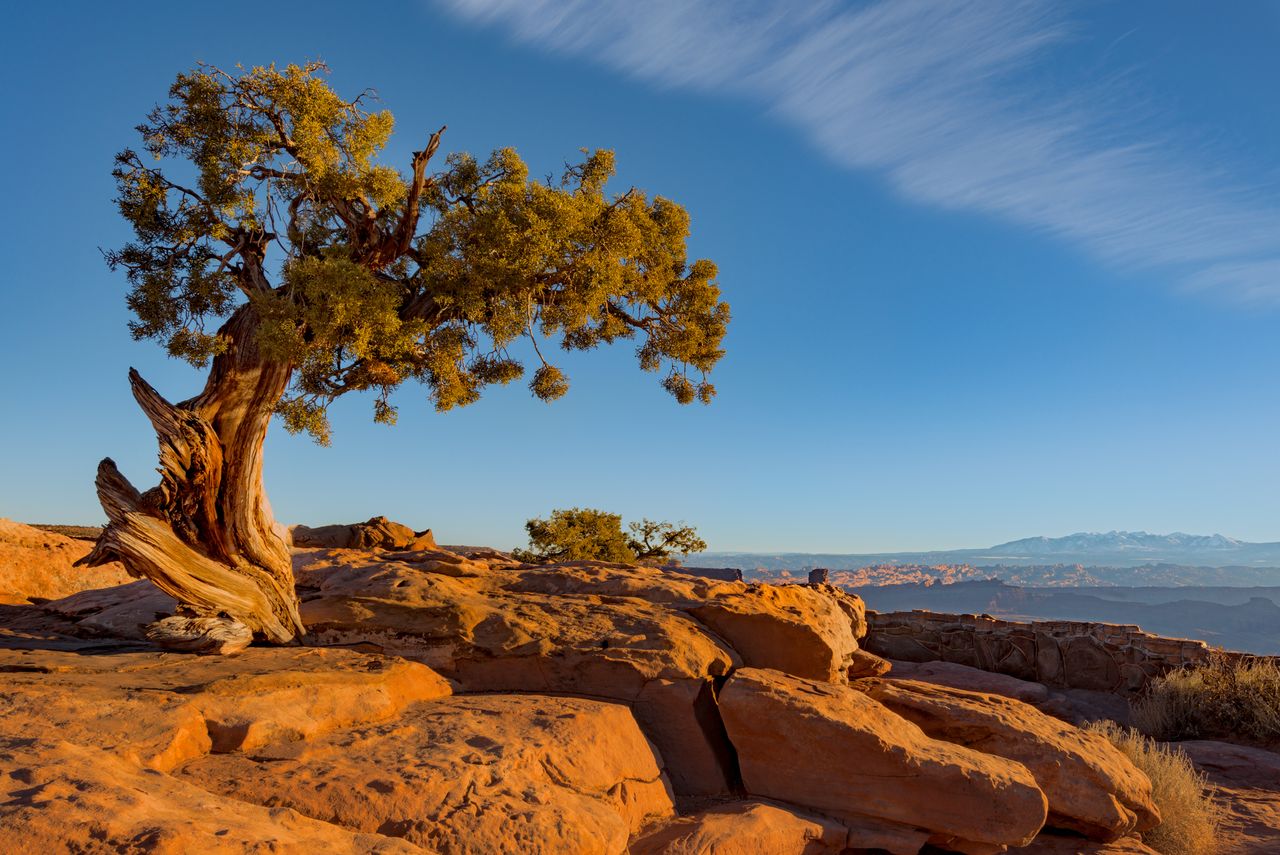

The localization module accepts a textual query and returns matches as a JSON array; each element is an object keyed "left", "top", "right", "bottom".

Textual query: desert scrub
[
  {"left": 1133, "top": 656, "right": 1280, "bottom": 743},
  {"left": 1086, "top": 720, "right": 1222, "bottom": 855}
]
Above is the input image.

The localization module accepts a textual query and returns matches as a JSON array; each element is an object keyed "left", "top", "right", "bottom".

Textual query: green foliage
[
  {"left": 107, "top": 62, "right": 729, "bottom": 441},
  {"left": 513, "top": 508, "right": 705, "bottom": 565},
  {"left": 513, "top": 508, "right": 636, "bottom": 564},
  {"left": 627, "top": 518, "right": 707, "bottom": 561}
]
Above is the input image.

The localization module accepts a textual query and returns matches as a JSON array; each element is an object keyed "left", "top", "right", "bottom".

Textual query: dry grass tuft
[
  {"left": 1086, "top": 720, "right": 1223, "bottom": 855},
  {"left": 1133, "top": 656, "right": 1280, "bottom": 744}
]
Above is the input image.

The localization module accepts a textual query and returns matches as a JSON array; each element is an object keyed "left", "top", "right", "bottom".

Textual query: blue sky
[{"left": 1, "top": 1, "right": 1278, "bottom": 552}]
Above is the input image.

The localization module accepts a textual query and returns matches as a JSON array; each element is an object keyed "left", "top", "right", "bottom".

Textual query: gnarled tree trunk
[{"left": 78, "top": 305, "right": 303, "bottom": 646}]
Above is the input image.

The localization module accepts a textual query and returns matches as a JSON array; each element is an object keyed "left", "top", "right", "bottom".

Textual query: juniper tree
[
  {"left": 514, "top": 508, "right": 706, "bottom": 565},
  {"left": 627, "top": 518, "right": 707, "bottom": 562},
  {"left": 81, "top": 62, "right": 728, "bottom": 647}
]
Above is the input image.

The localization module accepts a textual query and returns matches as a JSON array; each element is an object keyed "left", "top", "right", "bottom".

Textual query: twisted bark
[{"left": 78, "top": 305, "right": 303, "bottom": 646}]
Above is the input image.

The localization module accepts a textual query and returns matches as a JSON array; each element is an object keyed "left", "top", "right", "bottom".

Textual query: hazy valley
[{"left": 688, "top": 532, "right": 1280, "bottom": 655}]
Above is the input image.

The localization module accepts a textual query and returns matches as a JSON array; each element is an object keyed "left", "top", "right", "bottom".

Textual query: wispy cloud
[{"left": 438, "top": 0, "right": 1280, "bottom": 302}]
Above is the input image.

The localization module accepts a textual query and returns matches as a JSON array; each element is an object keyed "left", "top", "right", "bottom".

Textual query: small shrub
[
  {"left": 1086, "top": 720, "right": 1222, "bottom": 855},
  {"left": 1133, "top": 656, "right": 1280, "bottom": 743}
]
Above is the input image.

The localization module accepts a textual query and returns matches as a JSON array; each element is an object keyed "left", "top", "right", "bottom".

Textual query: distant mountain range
[{"left": 689, "top": 530, "right": 1280, "bottom": 572}]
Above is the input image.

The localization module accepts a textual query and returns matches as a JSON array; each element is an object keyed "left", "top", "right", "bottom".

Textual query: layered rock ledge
[{"left": 0, "top": 522, "right": 1166, "bottom": 854}]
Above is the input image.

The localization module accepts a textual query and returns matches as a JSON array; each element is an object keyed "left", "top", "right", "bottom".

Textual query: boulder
[
  {"left": 718, "top": 667, "right": 1048, "bottom": 853},
  {"left": 848, "top": 647, "right": 892, "bottom": 678},
  {"left": 689, "top": 584, "right": 861, "bottom": 682},
  {"left": 0, "top": 519, "right": 131, "bottom": 604},
  {"left": 180, "top": 694, "right": 674, "bottom": 855},
  {"left": 294, "top": 554, "right": 863, "bottom": 796},
  {"left": 887, "top": 659, "right": 1052, "bottom": 705},
  {"left": 859, "top": 678, "right": 1158, "bottom": 840},
  {"left": 0, "top": 737, "right": 422, "bottom": 854},
  {"left": 629, "top": 800, "right": 848, "bottom": 854},
  {"left": 291, "top": 516, "right": 437, "bottom": 551}
]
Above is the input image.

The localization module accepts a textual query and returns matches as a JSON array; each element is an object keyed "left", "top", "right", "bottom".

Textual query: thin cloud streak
[{"left": 439, "top": 0, "right": 1280, "bottom": 301}]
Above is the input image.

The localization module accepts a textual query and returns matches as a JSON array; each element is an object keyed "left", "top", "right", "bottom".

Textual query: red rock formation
[
  {"left": 0, "top": 519, "right": 131, "bottom": 604},
  {"left": 0, "top": 547, "right": 1175, "bottom": 854}
]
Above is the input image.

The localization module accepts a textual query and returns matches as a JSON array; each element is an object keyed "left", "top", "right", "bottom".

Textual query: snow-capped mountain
[
  {"left": 690, "top": 531, "right": 1280, "bottom": 574},
  {"left": 988, "top": 531, "right": 1245, "bottom": 557}
]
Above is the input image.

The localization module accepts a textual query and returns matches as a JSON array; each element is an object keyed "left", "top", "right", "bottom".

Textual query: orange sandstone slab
[
  {"left": 180, "top": 693, "right": 674, "bottom": 855},
  {"left": 718, "top": 667, "right": 1048, "bottom": 853},
  {"left": 860, "top": 678, "right": 1159, "bottom": 841}
]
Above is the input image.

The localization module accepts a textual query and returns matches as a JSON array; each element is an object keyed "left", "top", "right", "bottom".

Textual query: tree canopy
[
  {"left": 108, "top": 61, "right": 729, "bottom": 444},
  {"left": 514, "top": 507, "right": 706, "bottom": 565}
]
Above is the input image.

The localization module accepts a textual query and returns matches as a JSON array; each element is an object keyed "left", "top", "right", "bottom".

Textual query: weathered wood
[
  {"left": 146, "top": 615, "right": 253, "bottom": 654},
  {"left": 78, "top": 305, "right": 303, "bottom": 645}
]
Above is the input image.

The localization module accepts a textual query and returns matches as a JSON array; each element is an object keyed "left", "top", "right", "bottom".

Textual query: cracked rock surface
[{"left": 0, "top": 521, "right": 1172, "bottom": 854}]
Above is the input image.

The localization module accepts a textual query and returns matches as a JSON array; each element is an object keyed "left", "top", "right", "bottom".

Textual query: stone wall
[{"left": 863, "top": 609, "right": 1263, "bottom": 694}]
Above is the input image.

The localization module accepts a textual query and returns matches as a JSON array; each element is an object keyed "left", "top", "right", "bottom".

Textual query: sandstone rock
[
  {"left": 296, "top": 558, "right": 868, "bottom": 797},
  {"left": 44, "top": 578, "right": 177, "bottom": 638},
  {"left": 0, "top": 646, "right": 450, "bottom": 768},
  {"left": 887, "top": 659, "right": 1052, "bottom": 705},
  {"left": 181, "top": 694, "right": 673, "bottom": 854},
  {"left": 1034, "top": 688, "right": 1132, "bottom": 727},
  {"left": 629, "top": 800, "right": 848, "bottom": 854},
  {"left": 174, "top": 647, "right": 452, "bottom": 752},
  {"left": 0, "top": 652, "right": 211, "bottom": 772},
  {"left": 297, "top": 554, "right": 750, "bottom": 794},
  {"left": 291, "top": 516, "right": 436, "bottom": 551},
  {"left": 662, "top": 565, "right": 745, "bottom": 582},
  {"left": 718, "top": 667, "right": 1048, "bottom": 853},
  {"left": 848, "top": 647, "right": 892, "bottom": 677},
  {"left": 0, "top": 519, "right": 131, "bottom": 604},
  {"left": 859, "top": 679, "right": 1158, "bottom": 840},
  {"left": 28, "top": 552, "right": 862, "bottom": 805},
  {"left": 814, "top": 582, "right": 868, "bottom": 639},
  {"left": 632, "top": 678, "right": 737, "bottom": 795},
  {"left": 864, "top": 611, "right": 1223, "bottom": 699},
  {"left": 1179, "top": 741, "right": 1280, "bottom": 855},
  {"left": 0, "top": 737, "right": 421, "bottom": 854},
  {"left": 689, "top": 584, "right": 861, "bottom": 682},
  {"left": 1013, "top": 834, "right": 1159, "bottom": 854}
]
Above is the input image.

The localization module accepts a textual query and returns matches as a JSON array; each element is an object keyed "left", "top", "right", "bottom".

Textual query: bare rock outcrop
[
  {"left": 0, "top": 519, "right": 131, "bottom": 604},
  {"left": 0, "top": 738, "right": 422, "bottom": 854},
  {"left": 182, "top": 694, "right": 674, "bottom": 854},
  {"left": 0, "top": 644, "right": 669, "bottom": 855},
  {"left": 0, "top": 646, "right": 451, "bottom": 771},
  {"left": 1178, "top": 741, "right": 1280, "bottom": 855},
  {"left": 629, "top": 800, "right": 849, "bottom": 854},
  {"left": 718, "top": 667, "right": 1049, "bottom": 853},
  {"left": 860, "top": 678, "right": 1159, "bottom": 840},
  {"left": 688, "top": 584, "right": 861, "bottom": 682},
  {"left": 0, "top": 547, "right": 1178, "bottom": 855},
  {"left": 294, "top": 553, "right": 873, "bottom": 796},
  {"left": 291, "top": 515, "right": 438, "bottom": 551},
  {"left": 865, "top": 610, "right": 1228, "bottom": 694}
]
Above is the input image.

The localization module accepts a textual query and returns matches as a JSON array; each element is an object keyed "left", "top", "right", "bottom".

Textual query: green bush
[{"left": 1086, "top": 720, "right": 1222, "bottom": 855}]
